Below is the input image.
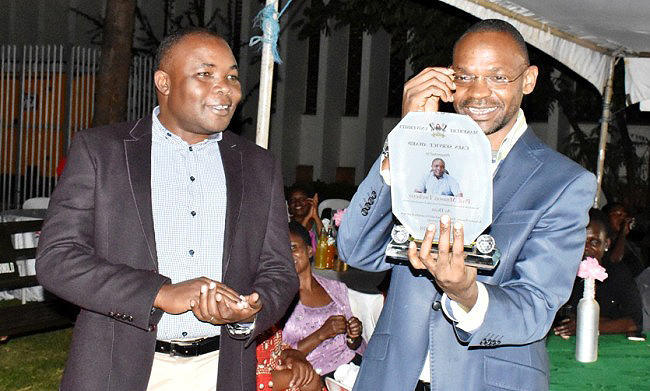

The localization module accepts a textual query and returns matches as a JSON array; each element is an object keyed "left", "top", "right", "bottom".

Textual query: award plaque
[{"left": 384, "top": 112, "right": 500, "bottom": 270}]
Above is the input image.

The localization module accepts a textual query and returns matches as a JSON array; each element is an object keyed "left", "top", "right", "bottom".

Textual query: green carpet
[{"left": 548, "top": 334, "right": 650, "bottom": 390}]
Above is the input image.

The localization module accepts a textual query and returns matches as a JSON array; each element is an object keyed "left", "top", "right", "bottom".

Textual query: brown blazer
[{"left": 36, "top": 116, "right": 298, "bottom": 390}]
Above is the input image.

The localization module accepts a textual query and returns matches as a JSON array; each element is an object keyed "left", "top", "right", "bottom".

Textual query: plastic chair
[
  {"left": 347, "top": 289, "right": 384, "bottom": 342},
  {"left": 318, "top": 198, "right": 350, "bottom": 219},
  {"left": 22, "top": 197, "right": 50, "bottom": 210},
  {"left": 325, "top": 377, "right": 350, "bottom": 391}
]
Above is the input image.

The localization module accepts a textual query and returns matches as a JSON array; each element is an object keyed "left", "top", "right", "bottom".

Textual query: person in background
[
  {"left": 283, "top": 222, "right": 364, "bottom": 379},
  {"left": 603, "top": 202, "right": 646, "bottom": 277},
  {"left": 256, "top": 326, "right": 324, "bottom": 391},
  {"left": 554, "top": 208, "right": 643, "bottom": 338},
  {"left": 287, "top": 183, "right": 324, "bottom": 251}
]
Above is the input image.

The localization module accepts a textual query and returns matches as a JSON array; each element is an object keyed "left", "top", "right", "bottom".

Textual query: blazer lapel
[
  {"left": 219, "top": 132, "right": 243, "bottom": 274},
  {"left": 492, "top": 128, "right": 542, "bottom": 222},
  {"left": 124, "top": 117, "right": 158, "bottom": 269}
]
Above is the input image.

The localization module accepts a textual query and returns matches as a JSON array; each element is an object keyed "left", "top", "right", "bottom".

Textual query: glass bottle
[
  {"left": 575, "top": 277, "right": 599, "bottom": 362},
  {"left": 326, "top": 227, "right": 336, "bottom": 269},
  {"left": 314, "top": 228, "right": 328, "bottom": 269}
]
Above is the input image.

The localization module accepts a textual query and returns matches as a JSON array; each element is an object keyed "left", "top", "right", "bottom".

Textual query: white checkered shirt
[{"left": 151, "top": 106, "right": 226, "bottom": 340}]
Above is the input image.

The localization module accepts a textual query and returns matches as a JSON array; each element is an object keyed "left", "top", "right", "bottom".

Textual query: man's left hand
[
  {"left": 190, "top": 282, "right": 262, "bottom": 324},
  {"left": 407, "top": 215, "right": 478, "bottom": 312}
]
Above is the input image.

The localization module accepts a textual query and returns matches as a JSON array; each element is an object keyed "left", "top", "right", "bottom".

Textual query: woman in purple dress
[{"left": 283, "top": 222, "right": 365, "bottom": 378}]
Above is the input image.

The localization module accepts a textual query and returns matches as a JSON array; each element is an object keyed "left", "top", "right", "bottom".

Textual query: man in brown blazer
[{"left": 36, "top": 28, "right": 298, "bottom": 390}]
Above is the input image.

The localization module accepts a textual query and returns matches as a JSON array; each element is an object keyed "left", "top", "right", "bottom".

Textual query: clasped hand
[
  {"left": 407, "top": 215, "right": 478, "bottom": 312},
  {"left": 299, "top": 193, "right": 320, "bottom": 227},
  {"left": 154, "top": 277, "right": 261, "bottom": 324},
  {"left": 318, "top": 315, "right": 362, "bottom": 341}
]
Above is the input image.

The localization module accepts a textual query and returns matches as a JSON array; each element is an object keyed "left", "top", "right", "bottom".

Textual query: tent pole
[
  {"left": 594, "top": 56, "right": 617, "bottom": 207},
  {"left": 255, "top": 0, "right": 278, "bottom": 149}
]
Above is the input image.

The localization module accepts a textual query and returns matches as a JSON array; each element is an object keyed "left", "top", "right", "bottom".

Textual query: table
[
  {"left": 548, "top": 334, "right": 650, "bottom": 390},
  {"left": 0, "top": 208, "right": 47, "bottom": 302}
]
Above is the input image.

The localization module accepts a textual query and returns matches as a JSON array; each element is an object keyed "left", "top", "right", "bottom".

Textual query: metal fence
[{"left": 0, "top": 45, "right": 155, "bottom": 211}]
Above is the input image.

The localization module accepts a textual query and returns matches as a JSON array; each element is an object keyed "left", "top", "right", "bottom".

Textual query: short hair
[
  {"left": 589, "top": 208, "right": 611, "bottom": 239},
  {"left": 601, "top": 202, "right": 626, "bottom": 217},
  {"left": 432, "top": 158, "right": 445, "bottom": 165},
  {"left": 289, "top": 221, "right": 312, "bottom": 249},
  {"left": 454, "top": 19, "right": 529, "bottom": 64},
  {"left": 286, "top": 182, "right": 315, "bottom": 200},
  {"left": 154, "top": 27, "right": 224, "bottom": 70}
]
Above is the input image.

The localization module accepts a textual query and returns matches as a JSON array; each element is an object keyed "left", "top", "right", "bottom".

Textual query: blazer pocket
[
  {"left": 492, "top": 209, "right": 542, "bottom": 226},
  {"left": 483, "top": 355, "right": 547, "bottom": 391},
  {"left": 363, "top": 333, "right": 390, "bottom": 360},
  {"left": 489, "top": 210, "right": 543, "bottom": 264}
]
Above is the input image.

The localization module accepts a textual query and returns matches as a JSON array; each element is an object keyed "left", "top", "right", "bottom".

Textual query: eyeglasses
[{"left": 451, "top": 65, "right": 529, "bottom": 87}]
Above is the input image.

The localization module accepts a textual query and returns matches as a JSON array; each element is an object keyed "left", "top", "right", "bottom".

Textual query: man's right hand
[
  {"left": 154, "top": 277, "right": 214, "bottom": 314},
  {"left": 402, "top": 67, "right": 456, "bottom": 117}
]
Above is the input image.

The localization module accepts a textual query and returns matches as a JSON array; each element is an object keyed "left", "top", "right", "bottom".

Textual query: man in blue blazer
[{"left": 337, "top": 20, "right": 596, "bottom": 391}]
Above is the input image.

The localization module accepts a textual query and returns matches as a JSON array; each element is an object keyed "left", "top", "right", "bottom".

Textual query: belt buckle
[{"left": 167, "top": 338, "right": 201, "bottom": 357}]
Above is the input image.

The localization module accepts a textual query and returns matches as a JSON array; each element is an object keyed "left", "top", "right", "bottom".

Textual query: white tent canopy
[
  {"left": 438, "top": 0, "right": 650, "bottom": 204},
  {"left": 439, "top": 0, "right": 650, "bottom": 109}
]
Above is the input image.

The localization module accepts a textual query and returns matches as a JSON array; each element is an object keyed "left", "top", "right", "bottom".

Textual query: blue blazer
[{"left": 338, "top": 128, "right": 596, "bottom": 391}]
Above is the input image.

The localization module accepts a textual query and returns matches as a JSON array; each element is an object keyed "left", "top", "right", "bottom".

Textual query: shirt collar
[
  {"left": 151, "top": 106, "right": 223, "bottom": 147},
  {"left": 491, "top": 109, "right": 527, "bottom": 174}
]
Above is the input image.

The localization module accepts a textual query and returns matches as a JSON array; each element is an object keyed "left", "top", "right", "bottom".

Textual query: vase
[{"left": 575, "top": 277, "right": 599, "bottom": 362}]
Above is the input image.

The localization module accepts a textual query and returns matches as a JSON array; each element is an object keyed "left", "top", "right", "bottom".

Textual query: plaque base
[{"left": 385, "top": 240, "right": 500, "bottom": 271}]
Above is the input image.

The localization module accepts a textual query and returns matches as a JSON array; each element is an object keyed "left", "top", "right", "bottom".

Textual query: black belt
[{"left": 155, "top": 336, "right": 220, "bottom": 357}]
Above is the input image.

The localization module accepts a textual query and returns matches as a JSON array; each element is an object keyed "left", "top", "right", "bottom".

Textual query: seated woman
[
  {"left": 554, "top": 208, "right": 643, "bottom": 338},
  {"left": 286, "top": 183, "right": 323, "bottom": 251},
  {"left": 256, "top": 326, "right": 324, "bottom": 391},
  {"left": 283, "top": 222, "right": 365, "bottom": 378}
]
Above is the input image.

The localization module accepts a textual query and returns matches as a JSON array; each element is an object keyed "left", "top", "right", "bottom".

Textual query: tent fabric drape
[
  {"left": 625, "top": 58, "right": 650, "bottom": 110},
  {"left": 438, "top": 0, "right": 650, "bottom": 109}
]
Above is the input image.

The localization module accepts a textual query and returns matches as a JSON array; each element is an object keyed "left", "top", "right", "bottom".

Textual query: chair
[
  {"left": 22, "top": 197, "right": 50, "bottom": 210},
  {"left": 0, "top": 219, "right": 77, "bottom": 336},
  {"left": 318, "top": 198, "right": 350, "bottom": 219},
  {"left": 325, "top": 377, "right": 351, "bottom": 391},
  {"left": 347, "top": 288, "right": 384, "bottom": 342}
]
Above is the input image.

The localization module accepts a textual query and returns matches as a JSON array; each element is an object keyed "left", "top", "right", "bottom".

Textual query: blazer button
[
  {"left": 361, "top": 209, "right": 368, "bottom": 216},
  {"left": 108, "top": 311, "right": 115, "bottom": 317},
  {"left": 431, "top": 301, "right": 442, "bottom": 311},
  {"left": 371, "top": 191, "right": 377, "bottom": 197},
  {"left": 127, "top": 315, "right": 134, "bottom": 322}
]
